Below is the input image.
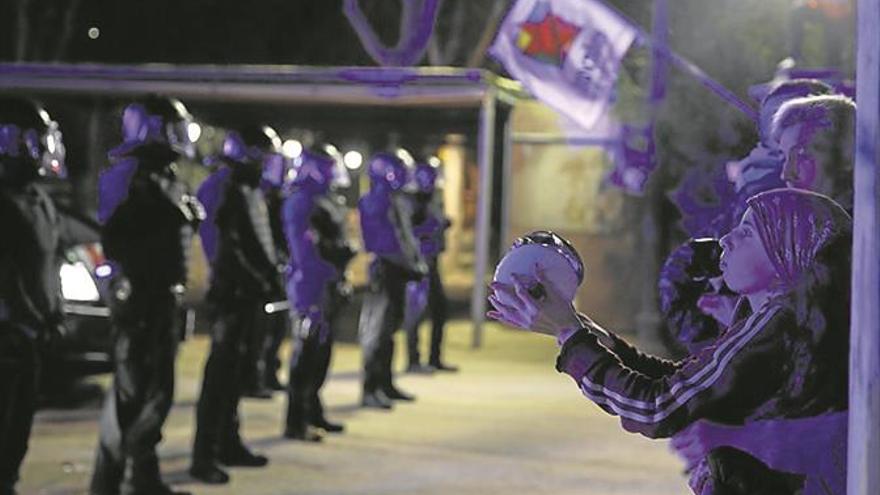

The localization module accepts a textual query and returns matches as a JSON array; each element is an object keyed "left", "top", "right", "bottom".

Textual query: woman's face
[{"left": 719, "top": 209, "right": 778, "bottom": 295}]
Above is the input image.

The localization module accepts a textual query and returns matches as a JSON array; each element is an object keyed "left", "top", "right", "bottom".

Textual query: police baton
[{"left": 263, "top": 300, "right": 290, "bottom": 314}]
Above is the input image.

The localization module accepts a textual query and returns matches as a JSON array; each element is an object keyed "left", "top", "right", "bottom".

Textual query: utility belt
[
  {"left": 370, "top": 257, "right": 423, "bottom": 286},
  {"left": 113, "top": 279, "right": 185, "bottom": 308}
]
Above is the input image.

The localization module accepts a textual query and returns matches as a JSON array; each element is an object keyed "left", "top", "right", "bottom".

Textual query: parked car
[{"left": 43, "top": 242, "right": 114, "bottom": 390}]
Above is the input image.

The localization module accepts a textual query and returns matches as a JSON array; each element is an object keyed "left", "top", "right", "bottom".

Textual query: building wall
[{"left": 504, "top": 100, "right": 641, "bottom": 331}]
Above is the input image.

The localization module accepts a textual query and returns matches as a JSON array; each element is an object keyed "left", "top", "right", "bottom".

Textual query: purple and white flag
[{"left": 490, "top": 0, "right": 638, "bottom": 131}]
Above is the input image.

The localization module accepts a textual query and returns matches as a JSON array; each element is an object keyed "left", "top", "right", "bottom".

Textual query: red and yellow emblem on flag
[{"left": 516, "top": 2, "right": 581, "bottom": 66}]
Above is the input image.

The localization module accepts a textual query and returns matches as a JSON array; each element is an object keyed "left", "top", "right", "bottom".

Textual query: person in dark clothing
[
  {"left": 0, "top": 98, "right": 99, "bottom": 495},
  {"left": 252, "top": 161, "right": 292, "bottom": 394},
  {"left": 402, "top": 160, "right": 456, "bottom": 373},
  {"left": 282, "top": 146, "right": 356, "bottom": 441},
  {"left": 657, "top": 238, "right": 737, "bottom": 357},
  {"left": 358, "top": 153, "right": 427, "bottom": 409},
  {"left": 195, "top": 148, "right": 281, "bottom": 400},
  {"left": 489, "top": 189, "right": 852, "bottom": 494},
  {"left": 771, "top": 93, "right": 856, "bottom": 213},
  {"left": 693, "top": 447, "right": 806, "bottom": 495},
  {"left": 91, "top": 96, "right": 203, "bottom": 495},
  {"left": 189, "top": 126, "right": 285, "bottom": 484}
]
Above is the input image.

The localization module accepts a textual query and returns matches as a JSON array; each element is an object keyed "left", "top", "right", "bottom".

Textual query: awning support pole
[{"left": 471, "top": 90, "right": 497, "bottom": 348}]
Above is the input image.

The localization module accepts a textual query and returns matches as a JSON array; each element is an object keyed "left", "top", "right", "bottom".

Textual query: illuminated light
[
  {"left": 264, "top": 301, "right": 290, "bottom": 314},
  {"left": 395, "top": 148, "right": 414, "bottom": 167},
  {"left": 95, "top": 264, "right": 113, "bottom": 278},
  {"left": 282, "top": 139, "right": 303, "bottom": 159},
  {"left": 323, "top": 143, "right": 340, "bottom": 156},
  {"left": 88, "top": 27, "right": 100, "bottom": 40},
  {"left": 46, "top": 134, "right": 56, "bottom": 153},
  {"left": 428, "top": 156, "right": 442, "bottom": 168},
  {"left": 187, "top": 122, "right": 202, "bottom": 142},
  {"left": 343, "top": 151, "right": 363, "bottom": 170},
  {"left": 60, "top": 262, "right": 100, "bottom": 302}
]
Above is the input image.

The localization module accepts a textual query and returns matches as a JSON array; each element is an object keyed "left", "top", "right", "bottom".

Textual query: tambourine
[{"left": 493, "top": 231, "right": 584, "bottom": 302}]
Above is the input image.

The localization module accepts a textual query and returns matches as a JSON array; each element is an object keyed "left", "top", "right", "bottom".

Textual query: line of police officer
[{"left": 0, "top": 95, "right": 456, "bottom": 495}]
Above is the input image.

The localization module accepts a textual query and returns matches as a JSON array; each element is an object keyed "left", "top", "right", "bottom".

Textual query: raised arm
[{"left": 556, "top": 305, "right": 791, "bottom": 438}]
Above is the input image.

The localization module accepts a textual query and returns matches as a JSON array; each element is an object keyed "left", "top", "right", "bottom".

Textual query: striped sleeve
[{"left": 557, "top": 304, "right": 791, "bottom": 438}]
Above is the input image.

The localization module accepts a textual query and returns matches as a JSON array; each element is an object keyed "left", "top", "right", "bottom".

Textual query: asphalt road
[{"left": 19, "top": 321, "right": 689, "bottom": 495}]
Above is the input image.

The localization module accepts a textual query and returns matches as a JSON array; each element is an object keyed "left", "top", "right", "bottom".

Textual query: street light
[
  {"left": 187, "top": 122, "right": 202, "bottom": 143},
  {"left": 283, "top": 139, "right": 303, "bottom": 158},
  {"left": 343, "top": 150, "right": 363, "bottom": 170}
]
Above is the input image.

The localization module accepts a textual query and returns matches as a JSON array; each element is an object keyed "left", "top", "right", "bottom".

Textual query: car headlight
[{"left": 60, "top": 262, "right": 100, "bottom": 302}]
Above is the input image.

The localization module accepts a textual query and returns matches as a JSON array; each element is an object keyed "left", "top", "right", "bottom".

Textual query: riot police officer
[
  {"left": 91, "top": 96, "right": 203, "bottom": 495},
  {"left": 358, "top": 153, "right": 427, "bottom": 409},
  {"left": 282, "top": 146, "right": 356, "bottom": 440},
  {"left": 255, "top": 158, "right": 292, "bottom": 393},
  {"left": 195, "top": 135, "right": 279, "bottom": 401},
  {"left": 190, "top": 126, "right": 285, "bottom": 484},
  {"left": 0, "top": 97, "right": 99, "bottom": 495},
  {"left": 403, "top": 160, "right": 456, "bottom": 373}
]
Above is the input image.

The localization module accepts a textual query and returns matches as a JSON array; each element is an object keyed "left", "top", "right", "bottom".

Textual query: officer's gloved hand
[
  {"left": 42, "top": 312, "right": 69, "bottom": 350},
  {"left": 302, "top": 307, "right": 330, "bottom": 344},
  {"left": 109, "top": 275, "right": 132, "bottom": 305},
  {"left": 413, "top": 260, "right": 429, "bottom": 278},
  {"left": 183, "top": 194, "right": 207, "bottom": 224},
  {"left": 335, "top": 280, "right": 353, "bottom": 300}
]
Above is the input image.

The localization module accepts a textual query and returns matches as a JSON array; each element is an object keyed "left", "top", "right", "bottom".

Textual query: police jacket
[
  {"left": 556, "top": 297, "right": 847, "bottom": 439},
  {"left": 210, "top": 167, "right": 280, "bottom": 301},
  {"left": 195, "top": 166, "right": 232, "bottom": 265},
  {"left": 282, "top": 188, "right": 339, "bottom": 313},
  {"left": 102, "top": 160, "right": 201, "bottom": 295},
  {"left": 0, "top": 182, "right": 100, "bottom": 330},
  {"left": 410, "top": 191, "right": 450, "bottom": 259},
  {"left": 312, "top": 193, "right": 356, "bottom": 273},
  {"left": 358, "top": 187, "right": 424, "bottom": 274},
  {"left": 264, "top": 186, "right": 289, "bottom": 261}
]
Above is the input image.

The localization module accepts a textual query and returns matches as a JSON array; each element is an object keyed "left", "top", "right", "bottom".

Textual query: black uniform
[
  {"left": 250, "top": 186, "right": 290, "bottom": 393},
  {"left": 91, "top": 155, "right": 202, "bottom": 495},
  {"left": 191, "top": 166, "right": 280, "bottom": 472},
  {"left": 403, "top": 191, "right": 452, "bottom": 370},
  {"left": 358, "top": 188, "right": 426, "bottom": 408},
  {"left": 285, "top": 193, "right": 355, "bottom": 436},
  {"left": 0, "top": 182, "right": 99, "bottom": 495}
]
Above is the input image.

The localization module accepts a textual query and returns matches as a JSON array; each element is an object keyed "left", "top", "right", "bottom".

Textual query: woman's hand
[
  {"left": 670, "top": 420, "right": 737, "bottom": 470},
  {"left": 696, "top": 293, "right": 737, "bottom": 327},
  {"left": 486, "top": 264, "right": 581, "bottom": 337}
]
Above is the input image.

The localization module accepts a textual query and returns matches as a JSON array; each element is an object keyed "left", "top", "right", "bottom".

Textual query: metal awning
[{"left": 0, "top": 63, "right": 520, "bottom": 107}]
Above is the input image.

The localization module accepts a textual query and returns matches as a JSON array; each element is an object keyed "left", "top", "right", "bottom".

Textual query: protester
[
  {"left": 489, "top": 189, "right": 852, "bottom": 494},
  {"left": 772, "top": 93, "right": 856, "bottom": 211}
]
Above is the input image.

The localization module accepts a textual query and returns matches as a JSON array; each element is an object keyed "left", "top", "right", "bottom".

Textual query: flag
[{"left": 490, "top": 0, "right": 638, "bottom": 131}]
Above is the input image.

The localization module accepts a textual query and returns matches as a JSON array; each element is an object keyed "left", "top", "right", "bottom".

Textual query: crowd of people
[
  {"left": 489, "top": 77, "right": 856, "bottom": 495},
  {"left": 0, "top": 95, "right": 457, "bottom": 495}
]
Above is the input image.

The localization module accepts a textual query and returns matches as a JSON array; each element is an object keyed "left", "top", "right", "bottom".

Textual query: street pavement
[{"left": 19, "top": 321, "right": 690, "bottom": 495}]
